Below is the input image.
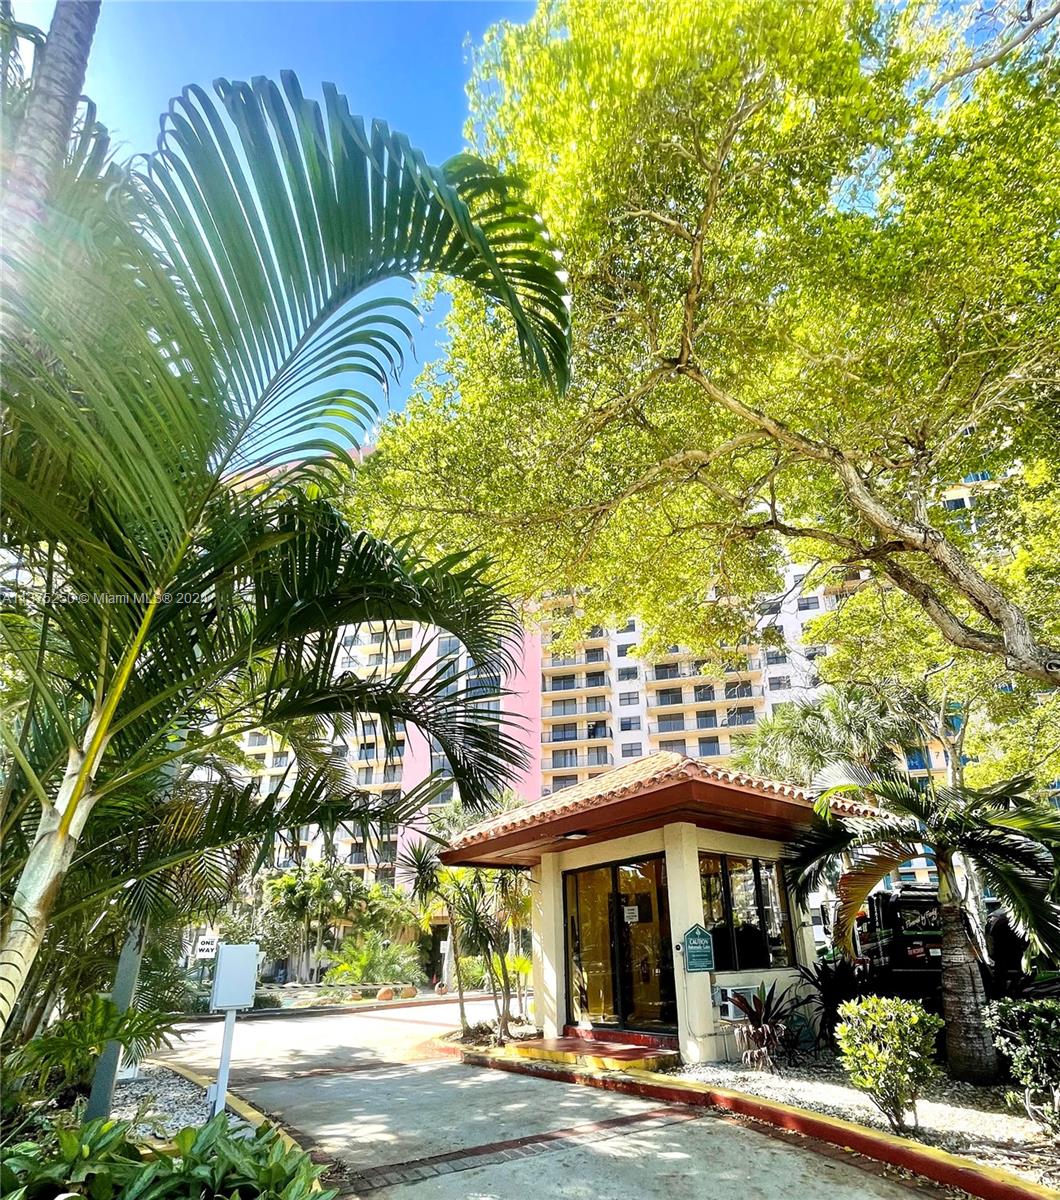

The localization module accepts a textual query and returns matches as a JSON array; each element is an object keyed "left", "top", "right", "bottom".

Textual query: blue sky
[{"left": 23, "top": 0, "right": 534, "bottom": 418}]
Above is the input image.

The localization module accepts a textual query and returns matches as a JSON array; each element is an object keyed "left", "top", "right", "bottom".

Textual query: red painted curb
[{"left": 462, "top": 1052, "right": 1055, "bottom": 1200}]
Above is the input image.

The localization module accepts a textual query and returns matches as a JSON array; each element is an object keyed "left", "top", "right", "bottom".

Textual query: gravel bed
[
  {"left": 671, "top": 1055, "right": 1059, "bottom": 1188},
  {"left": 112, "top": 1063, "right": 247, "bottom": 1139}
]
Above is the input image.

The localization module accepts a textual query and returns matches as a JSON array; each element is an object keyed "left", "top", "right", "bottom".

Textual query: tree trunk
[
  {"left": 495, "top": 948, "right": 513, "bottom": 1040},
  {"left": 938, "top": 857, "right": 998, "bottom": 1082},
  {"left": 2, "top": 0, "right": 100, "bottom": 307},
  {"left": 313, "top": 916, "right": 326, "bottom": 983},
  {"left": 0, "top": 805, "right": 83, "bottom": 1036},
  {"left": 447, "top": 910, "right": 468, "bottom": 1034}
]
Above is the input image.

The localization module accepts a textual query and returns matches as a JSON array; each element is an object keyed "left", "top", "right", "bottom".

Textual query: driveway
[{"left": 160, "top": 1002, "right": 935, "bottom": 1199}]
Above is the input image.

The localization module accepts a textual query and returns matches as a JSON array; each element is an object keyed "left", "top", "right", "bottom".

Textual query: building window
[
  {"left": 796, "top": 596, "right": 820, "bottom": 611},
  {"left": 552, "top": 748, "right": 578, "bottom": 768},
  {"left": 586, "top": 720, "right": 608, "bottom": 740},
  {"left": 330, "top": 744, "right": 348, "bottom": 760},
  {"left": 654, "top": 663, "right": 679, "bottom": 681},
  {"left": 617, "top": 666, "right": 639, "bottom": 682},
  {"left": 585, "top": 647, "right": 605, "bottom": 663},
  {"left": 699, "top": 853, "right": 794, "bottom": 971},
  {"left": 942, "top": 496, "right": 969, "bottom": 510},
  {"left": 659, "top": 738, "right": 686, "bottom": 754},
  {"left": 620, "top": 716, "right": 641, "bottom": 732},
  {"left": 693, "top": 684, "right": 714, "bottom": 703},
  {"left": 357, "top": 767, "right": 374, "bottom": 785},
  {"left": 552, "top": 698, "right": 577, "bottom": 716},
  {"left": 619, "top": 691, "right": 638, "bottom": 707},
  {"left": 438, "top": 635, "right": 461, "bottom": 656},
  {"left": 620, "top": 619, "right": 636, "bottom": 633},
  {"left": 698, "top": 736, "right": 721, "bottom": 757},
  {"left": 553, "top": 722, "right": 578, "bottom": 742},
  {"left": 963, "top": 471, "right": 991, "bottom": 483},
  {"left": 760, "top": 600, "right": 781, "bottom": 615},
  {"left": 765, "top": 649, "right": 788, "bottom": 666},
  {"left": 585, "top": 671, "right": 607, "bottom": 688},
  {"left": 617, "top": 643, "right": 632, "bottom": 657},
  {"left": 725, "top": 681, "right": 753, "bottom": 699},
  {"left": 696, "top": 711, "right": 717, "bottom": 729},
  {"left": 621, "top": 742, "right": 642, "bottom": 758},
  {"left": 586, "top": 696, "right": 607, "bottom": 713},
  {"left": 250, "top": 753, "right": 267, "bottom": 765},
  {"left": 551, "top": 775, "right": 578, "bottom": 791},
  {"left": 906, "top": 748, "right": 929, "bottom": 772},
  {"left": 768, "top": 676, "right": 791, "bottom": 691},
  {"left": 656, "top": 687, "right": 683, "bottom": 706},
  {"left": 248, "top": 732, "right": 267, "bottom": 747},
  {"left": 358, "top": 744, "right": 376, "bottom": 761},
  {"left": 587, "top": 747, "right": 610, "bottom": 765},
  {"left": 658, "top": 715, "right": 685, "bottom": 733},
  {"left": 727, "top": 707, "right": 756, "bottom": 726},
  {"left": 803, "top": 645, "right": 827, "bottom": 660}
]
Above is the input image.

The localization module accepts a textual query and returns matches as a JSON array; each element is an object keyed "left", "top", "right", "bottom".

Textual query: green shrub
[
  {"left": 252, "top": 990, "right": 284, "bottom": 1010},
  {"left": 835, "top": 996, "right": 943, "bottom": 1133},
  {"left": 322, "top": 931, "right": 425, "bottom": 986},
  {"left": 457, "top": 956, "right": 486, "bottom": 990},
  {"left": 985, "top": 998, "right": 1060, "bottom": 1133},
  {"left": 0, "top": 1113, "right": 335, "bottom": 1200},
  {"left": 4, "top": 997, "right": 179, "bottom": 1105}
]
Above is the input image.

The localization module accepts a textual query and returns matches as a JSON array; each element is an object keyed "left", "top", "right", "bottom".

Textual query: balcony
[
  {"left": 542, "top": 673, "right": 612, "bottom": 694},
  {"left": 543, "top": 650, "right": 610, "bottom": 671},
  {"left": 543, "top": 753, "right": 614, "bottom": 771},
  {"left": 541, "top": 701, "right": 611, "bottom": 719},
  {"left": 541, "top": 726, "right": 613, "bottom": 744}
]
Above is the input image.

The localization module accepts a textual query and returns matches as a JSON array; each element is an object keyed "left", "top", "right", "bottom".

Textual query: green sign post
[{"left": 682, "top": 924, "right": 714, "bottom": 973}]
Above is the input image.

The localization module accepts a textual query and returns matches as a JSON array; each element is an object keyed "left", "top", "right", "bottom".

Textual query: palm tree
[
  {"left": 401, "top": 838, "right": 474, "bottom": 1033},
  {"left": 734, "top": 684, "right": 922, "bottom": 785},
  {"left": 788, "top": 766, "right": 1060, "bottom": 1082},
  {"left": 0, "top": 65, "right": 569, "bottom": 1034},
  {"left": 1, "top": 0, "right": 100, "bottom": 307}
]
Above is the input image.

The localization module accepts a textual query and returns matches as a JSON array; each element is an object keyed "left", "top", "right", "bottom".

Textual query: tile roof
[{"left": 450, "top": 752, "right": 861, "bottom": 853}]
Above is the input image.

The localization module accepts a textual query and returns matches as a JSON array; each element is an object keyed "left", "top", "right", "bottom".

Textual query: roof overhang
[{"left": 440, "top": 775, "right": 818, "bottom": 869}]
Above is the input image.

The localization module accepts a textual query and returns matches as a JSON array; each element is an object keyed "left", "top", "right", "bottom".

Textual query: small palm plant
[{"left": 789, "top": 766, "right": 1060, "bottom": 1082}]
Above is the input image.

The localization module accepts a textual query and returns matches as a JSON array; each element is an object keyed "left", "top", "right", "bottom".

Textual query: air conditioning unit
[{"left": 714, "top": 985, "right": 757, "bottom": 1021}]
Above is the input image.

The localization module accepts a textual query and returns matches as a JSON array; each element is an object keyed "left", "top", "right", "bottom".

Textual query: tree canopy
[{"left": 353, "top": 0, "right": 1060, "bottom": 683}]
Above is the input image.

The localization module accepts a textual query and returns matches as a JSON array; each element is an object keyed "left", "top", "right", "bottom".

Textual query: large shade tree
[
  {"left": 353, "top": 0, "right": 1060, "bottom": 683},
  {"left": 0, "top": 31, "right": 570, "bottom": 1033},
  {"left": 789, "top": 767, "right": 1060, "bottom": 1082}
]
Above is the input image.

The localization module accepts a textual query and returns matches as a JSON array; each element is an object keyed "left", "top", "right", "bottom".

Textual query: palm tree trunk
[
  {"left": 0, "top": 794, "right": 86, "bottom": 1036},
  {"left": 2, "top": 0, "right": 100, "bottom": 306},
  {"left": 938, "top": 857, "right": 998, "bottom": 1082},
  {"left": 313, "top": 916, "right": 326, "bottom": 983},
  {"left": 447, "top": 909, "right": 468, "bottom": 1034}
]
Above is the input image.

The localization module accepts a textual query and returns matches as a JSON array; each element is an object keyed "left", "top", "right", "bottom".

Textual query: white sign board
[
  {"left": 209, "top": 942, "right": 258, "bottom": 1011},
  {"left": 195, "top": 935, "right": 217, "bottom": 960},
  {"left": 622, "top": 904, "right": 640, "bottom": 924}
]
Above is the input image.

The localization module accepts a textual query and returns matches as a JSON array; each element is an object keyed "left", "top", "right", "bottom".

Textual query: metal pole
[
  {"left": 84, "top": 917, "right": 149, "bottom": 1121},
  {"left": 210, "top": 1007, "right": 237, "bottom": 1118}
]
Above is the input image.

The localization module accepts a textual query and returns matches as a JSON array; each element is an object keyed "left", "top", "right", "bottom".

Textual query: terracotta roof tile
[{"left": 450, "top": 752, "right": 836, "bottom": 852}]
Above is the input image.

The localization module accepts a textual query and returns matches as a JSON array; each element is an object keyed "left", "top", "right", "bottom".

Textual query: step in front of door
[{"left": 506, "top": 1037, "right": 680, "bottom": 1072}]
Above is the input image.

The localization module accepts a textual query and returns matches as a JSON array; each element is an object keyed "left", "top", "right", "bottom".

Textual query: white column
[
  {"left": 532, "top": 853, "right": 566, "bottom": 1039},
  {"left": 663, "top": 822, "right": 717, "bottom": 1063},
  {"left": 529, "top": 865, "right": 545, "bottom": 1030}
]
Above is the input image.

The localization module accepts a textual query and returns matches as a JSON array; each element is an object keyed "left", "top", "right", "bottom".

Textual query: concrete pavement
[{"left": 159, "top": 1000, "right": 934, "bottom": 1199}]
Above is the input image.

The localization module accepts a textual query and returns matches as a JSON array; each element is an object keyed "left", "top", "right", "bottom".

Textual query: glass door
[
  {"left": 564, "top": 855, "right": 677, "bottom": 1032},
  {"left": 565, "top": 866, "right": 619, "bottom": 1025}
]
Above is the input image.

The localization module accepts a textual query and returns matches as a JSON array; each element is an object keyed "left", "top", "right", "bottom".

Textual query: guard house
[{"left": 441, "top": 752, "right": 849, "bottom": 1063}]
